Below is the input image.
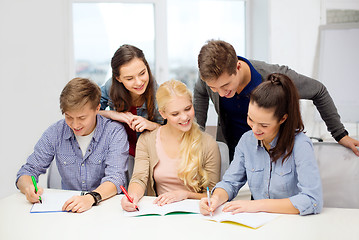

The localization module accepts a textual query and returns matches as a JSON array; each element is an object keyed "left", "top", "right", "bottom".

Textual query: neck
[{"left": 130, "top": 93, "right": 144, "bottom": 106}]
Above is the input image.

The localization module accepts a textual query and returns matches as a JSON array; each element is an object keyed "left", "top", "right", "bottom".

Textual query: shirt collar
[{"left": 256, "top": 133, "right": 279, "bottom": 149}]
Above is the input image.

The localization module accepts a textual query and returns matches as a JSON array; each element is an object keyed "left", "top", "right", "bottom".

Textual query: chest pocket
[
  {"left": 273, "top": 163, "right": 293, "bottom": 192},
  {"left": 57, "top": 153, "right": 77, "bottom": 166},
  {"left": 247, "top": 165, "right": 265, "bottom": 189}
]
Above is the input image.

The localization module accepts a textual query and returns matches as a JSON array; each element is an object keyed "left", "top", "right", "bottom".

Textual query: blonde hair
[
  {"left": 60, "top": 77, "right": 101, "bottom": 114},
  {"left": 156, "top": 80, "right": 209, "bottom": 192}
]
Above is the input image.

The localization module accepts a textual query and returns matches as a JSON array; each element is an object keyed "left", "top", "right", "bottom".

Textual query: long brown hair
[
  {"left": 110, "top": 44, "right": 156, "bottom": 121},
  {"left": 250, "top": 73, "right": 304, "bottom": 163}
]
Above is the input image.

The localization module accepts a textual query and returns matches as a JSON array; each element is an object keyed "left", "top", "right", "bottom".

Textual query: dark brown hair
[
  {"left": 110, "top": 44, "right": 156, "bottom": 121},
  {"left": 60, "top": 77, "right": 101, "bottom": 114},
  {"left": 250, "top": 73, "right": 304, "bottom": 163},
  {"left": 197, "top": 39, "right": 238, "bottom": 81}
]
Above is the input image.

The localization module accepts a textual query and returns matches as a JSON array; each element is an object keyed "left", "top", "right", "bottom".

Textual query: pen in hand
[
  {"left": 120, "top": 185, "right": 139, "bottom": 211},
  {"left": 206, "top": 187, "right": 212, "bottom": 217},
  {"left": 31, "top": 176, "right": 42, "bottom": 204}
]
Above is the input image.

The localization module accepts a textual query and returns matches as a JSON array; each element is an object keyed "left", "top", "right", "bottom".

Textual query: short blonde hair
[
  {"left": 60, "top": 77, "right": 101, "bottom": 114},
  {"left": 156, "top": 80, "right": 209, "bottom": 192}
]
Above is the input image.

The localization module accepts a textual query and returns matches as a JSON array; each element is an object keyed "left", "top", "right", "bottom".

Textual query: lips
[
  {"left": 134, "top": 83, "right": 145, "bottom": 91},
  {"left": 179, "top": 119, "right": 190, "bottom": 126},
  {"left": 224, "top": 90, "right": 232, "bottom": 97}
]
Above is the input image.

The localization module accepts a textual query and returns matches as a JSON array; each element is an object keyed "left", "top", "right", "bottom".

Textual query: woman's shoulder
[
  {"left": 200, "top": 131, "right": 218, "bottom": 148},
  {"left": 138, "top": 128, "right": 159, "bottom": 142}
]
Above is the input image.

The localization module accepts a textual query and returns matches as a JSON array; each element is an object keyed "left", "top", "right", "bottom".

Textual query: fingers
[
  {"left": 154, "top": 194, "right": 176, "bottom": 206},
  {"left": 25, "top": 185, "right": 41, "bottom": 203},
  {"left": 62, "top": 196, "right": 92, "bottom": 213},
  {"left": 199, "top": 197, "right": 211, "bottom": 215},
  {"left": 121, "top": 196, "right": 138, "bottom": 212},
  {"left": 130, "top": 116, "right": 148, "bottom": 132}
]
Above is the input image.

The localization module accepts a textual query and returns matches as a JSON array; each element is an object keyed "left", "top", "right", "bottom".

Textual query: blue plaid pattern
[{"left": 16, "top": 115, "right": 129, "bottom": 193}]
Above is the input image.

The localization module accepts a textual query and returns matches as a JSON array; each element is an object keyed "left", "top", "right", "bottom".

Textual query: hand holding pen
[
  {"left": 31, "top": 176, "right": 42, "bottom": 204},
  {"left": 120, "top": 185, "right": 139, "bottom": 211}
]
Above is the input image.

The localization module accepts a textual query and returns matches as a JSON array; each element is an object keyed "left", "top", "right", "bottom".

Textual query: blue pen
[{"left": 206, "top": 187, "right": 212, "bottom": 217}]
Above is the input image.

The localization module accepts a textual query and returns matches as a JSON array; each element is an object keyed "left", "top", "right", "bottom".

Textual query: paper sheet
[
  {"left": 204, "top": 205, "right": 281, "bottom": 228},
  {"left": 30, "top": 190, "right": 81, "bottom": 213},
  {"left": 123, "top": 198, "right": 201, "bottom": 217}
]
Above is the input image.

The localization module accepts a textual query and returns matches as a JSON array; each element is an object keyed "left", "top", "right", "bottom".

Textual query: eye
[
  {"left": 261, "top": 124, "right": 268, "bottom": 128},
  {"left": 140, "top": 70, "right": 146, "bottom": 76},
  {"left": 185, "top": 106, "right": 192, "bottom": 111},
  {"left": 172, "top": 113, "right": 179, "bottom": 116}
]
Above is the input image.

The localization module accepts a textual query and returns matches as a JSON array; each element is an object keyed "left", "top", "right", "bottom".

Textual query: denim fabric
[
  {"left": 16, "top": 115, "right": 129, "bottom": 193},
  {"left": 215, "top": 131, "right": 323, "bottom": 215}
]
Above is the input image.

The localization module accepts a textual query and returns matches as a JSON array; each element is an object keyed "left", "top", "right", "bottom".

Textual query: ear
[
  {"left": 159, "top": 109, "right": 166, "bottom": 120},
  {"left": 279, "top": 114, "right": 288, "bottom": 125},
  {"left": 95, "top": 104, "right": 101, "bottom": 113},
  {"left": 115, "top": 76, "right": 121, "bottom": 83},
  {"left": 236, "top": 60, "right": 241, "bottom": 71}
]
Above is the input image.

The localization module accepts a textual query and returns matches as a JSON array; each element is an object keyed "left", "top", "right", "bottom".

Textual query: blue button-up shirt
[
  {"left": 215, "top": 131, "right": 323, "bottom": 215},
  {"left": 16, "top": 115, "right": 129, "bottom": 193}
]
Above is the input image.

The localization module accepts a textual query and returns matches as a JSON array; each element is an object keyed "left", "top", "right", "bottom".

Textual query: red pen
[{"left": 120, "top": 185, "right": 139, "bottom": 211}]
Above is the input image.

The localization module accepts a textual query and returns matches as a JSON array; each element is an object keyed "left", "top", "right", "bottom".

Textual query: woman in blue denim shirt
[
  {"left": 100, "top": 45, "right": 163, "bottom": 159},
  {"left": 200, "top": 73, "right": 323, "bottom": 216}
]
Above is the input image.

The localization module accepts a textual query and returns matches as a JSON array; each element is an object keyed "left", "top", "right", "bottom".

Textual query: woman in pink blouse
[{"left": 121, "top": 80, "right": 221, "bottom": 211}]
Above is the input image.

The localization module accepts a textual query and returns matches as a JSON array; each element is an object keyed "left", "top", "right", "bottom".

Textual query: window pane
[
  {"left": 73, "top": 3, "right": 155, "bottom": 86},
  {"left": 167, "top": 0, "right": 246, "bottom": 91}
]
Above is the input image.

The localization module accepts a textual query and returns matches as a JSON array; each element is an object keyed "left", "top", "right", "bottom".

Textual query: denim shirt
[
  {"left": 100, "top": 78, "right": 163, "bottom": 125},
  {"left": 215, "top": 131, "right": 323, "bottom": 215},
  {"left": 16, "top": 115, "right": 129, "bottom": 193}
]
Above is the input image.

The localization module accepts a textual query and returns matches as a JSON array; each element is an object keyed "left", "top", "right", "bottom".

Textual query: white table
[{"left": 0, "top": 189, "right": 358, "bottom": 240}]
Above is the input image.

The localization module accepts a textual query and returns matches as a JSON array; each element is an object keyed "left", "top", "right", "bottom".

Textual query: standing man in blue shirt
[
  {"left": 16, "top": 77, "right": 129, "bottom": 213},
  {"left": 194, "top": 39, "right": 359, "bottom": 161}
]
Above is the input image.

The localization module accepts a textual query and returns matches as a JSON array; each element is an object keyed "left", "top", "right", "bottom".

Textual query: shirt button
[
  {"left": 88, "top": 149, "right": 91, "bottom": 152},
  {"left": 98, "top": 160, "right": 101, "bottom": 163},
  {"left": 314, "top": 204, "right": 317, "bottom": 207},
  {"left": 64, "top": 161, "right": 67, "bottom": 165},
  {"left": 81, "top": 164, "right": 84, "bottom": 167},
  {"left": 252, "top": 168, "right": 255, "bottom": 172},
  {"left": 82, "top": 181, "right": 85, "bottom": 184}
]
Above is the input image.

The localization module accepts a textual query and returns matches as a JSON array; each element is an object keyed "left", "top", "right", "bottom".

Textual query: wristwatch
[{"left": 85, "top": 191, "right": 102, "bottom": 206}]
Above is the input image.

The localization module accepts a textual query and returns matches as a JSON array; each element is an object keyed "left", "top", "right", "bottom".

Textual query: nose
[
  {"left": 135, "top": 76, "right": 143, "bottom": 86},
  {"left": 72, "top": 118, "right": 80, "bottom": 128}
]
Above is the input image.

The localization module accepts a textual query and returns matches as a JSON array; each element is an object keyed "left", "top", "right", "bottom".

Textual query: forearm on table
[
  {"left": 255, "top": 198, "right": 299, "bottom": 214},
  {"left": 93, "top": 181, "right": 118, "bottom": 201}
]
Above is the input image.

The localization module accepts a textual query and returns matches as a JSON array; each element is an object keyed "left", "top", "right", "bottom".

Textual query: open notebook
[
  {"left": 204, "top": 204, "right": 281, "bottom": 229},
  {"left": 30, "top": 190, "right": 81, "bottom": 213},
  {"left": 123, "top": 198, "right": 201, "bottom": 217}
]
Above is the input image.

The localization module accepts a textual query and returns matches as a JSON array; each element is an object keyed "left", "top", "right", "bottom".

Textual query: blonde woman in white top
[{"left": 121, "top": 79, "right": 221, "bottom": 211}]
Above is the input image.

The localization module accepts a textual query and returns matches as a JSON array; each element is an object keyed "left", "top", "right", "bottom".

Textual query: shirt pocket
[
  {"left": 57, "top": 153, "right": 77, "bottom": 166},
  {"left": 273, "top": 164, "right": 293, "bottom": 193},
  {"left": 86, "top": 154, "right": 106, "bottom": 178},
  {"left": 247, "top": 166, "right": 265, "bottom": 189}
]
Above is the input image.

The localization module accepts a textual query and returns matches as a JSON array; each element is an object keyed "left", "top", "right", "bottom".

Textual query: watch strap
[{"left": 85, "top": 191, "right": 102, "bottom": 206}]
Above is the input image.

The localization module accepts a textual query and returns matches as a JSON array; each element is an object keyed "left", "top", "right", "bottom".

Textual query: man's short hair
[
  {"left": 198, "top": 40, "right": 238, "bottom": 81},
  {"left": 60, "top": 77, "right": 101, "bottom": 114}
]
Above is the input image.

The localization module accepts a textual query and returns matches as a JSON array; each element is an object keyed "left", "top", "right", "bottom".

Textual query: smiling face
[
  {"left": 64, "top": 102, "right": 100, "bottom": 136},
  {"left": 160, "top": 95, "right": 195, "bottom": 133},
  {"left": 247, "top": 101, "right": 287, "bottom": 145},
  {"left": 116, "top": 58, "right": 149, "bottom": 98}
]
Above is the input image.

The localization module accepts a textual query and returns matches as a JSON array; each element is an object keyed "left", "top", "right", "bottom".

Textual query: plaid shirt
[{"left": 16, "top": 115, "right": 129, "bottom": 193}]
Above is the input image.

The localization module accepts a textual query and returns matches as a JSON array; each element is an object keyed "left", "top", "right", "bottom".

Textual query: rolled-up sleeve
[
  {"left": 289, "top": 139, "right": 323, "bottom": 215},
  {"left": 101, "top": 123, "right": 129, "bottom": 193}
]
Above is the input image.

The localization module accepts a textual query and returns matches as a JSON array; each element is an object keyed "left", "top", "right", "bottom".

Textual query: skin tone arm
[
  {"left": 121, "top": 182, "right": 146, "bottom": 212},
  {"left": 339, "top": 136, "right": 359, "bottom": 157},
  {"left": 99, "top": 110, "right": 159, "bottom": 132},
  {"left": 62, "top": 181, "right": 118, "bottom": 213},
  {"left": 200, "top": 188, "right": 299, "bottom": 215}
]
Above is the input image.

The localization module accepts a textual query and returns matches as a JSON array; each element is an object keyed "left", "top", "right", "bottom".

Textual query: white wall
[{"left": 0, "top": 0, "right": 70, "bottom": 198}]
